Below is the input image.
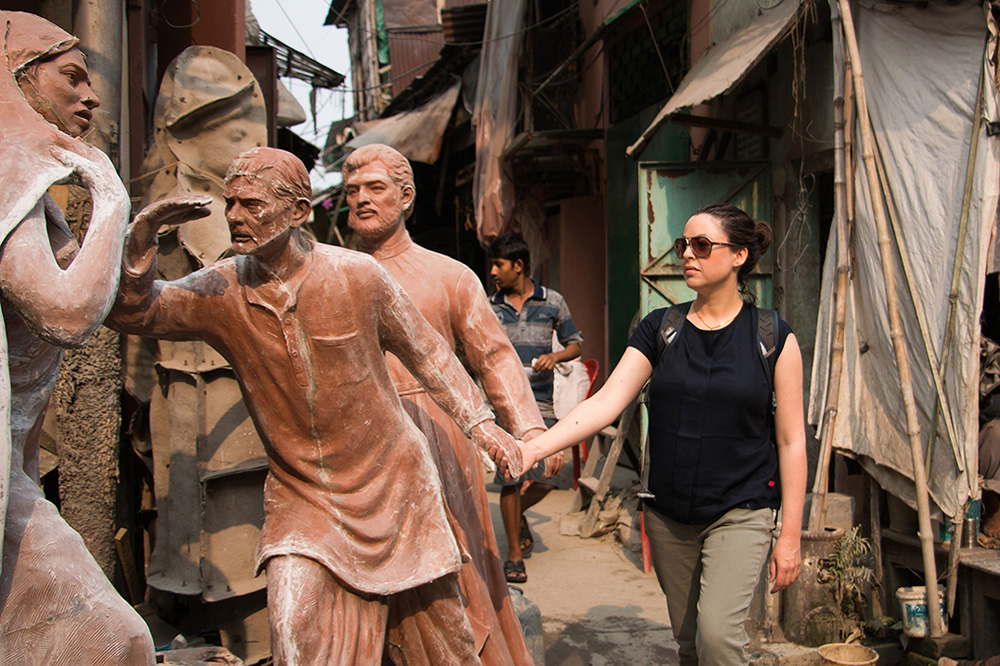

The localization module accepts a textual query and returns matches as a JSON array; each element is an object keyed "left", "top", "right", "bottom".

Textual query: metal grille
[{"left": 608, "top": 3, "right": 688, "bottom": 124}]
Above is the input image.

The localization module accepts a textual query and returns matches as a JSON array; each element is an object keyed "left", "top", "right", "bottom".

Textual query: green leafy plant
[{"left": 816, "top": 525, "right": 876, "bottom": 640}]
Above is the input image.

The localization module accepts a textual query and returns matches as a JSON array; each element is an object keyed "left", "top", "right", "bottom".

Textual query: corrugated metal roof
[
  {"left": 442, "top": 3, "right": 487, "bottom": 45},
  {"left": 387, "top": 28, "right": 444, "bottom": 96}
]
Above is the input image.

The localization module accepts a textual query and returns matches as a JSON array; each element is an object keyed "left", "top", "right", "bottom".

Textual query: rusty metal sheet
[
  {"left": 442, "top": 4, "right": 487, "bottom": 45},
  {"left": 383, "top": 0, "right": 439, "bottom": 29},
  {"left": 387, "top": 27, "right": 444, "bottom": 96},
  {"left": 200, "top": 469, "right": 268, "bottom": 602},
  {"left": 637, "top": 162, "right": 772, "bottom": 314},
  {"left": 146, "top": 369, "right": 203, "bottom": 596}
]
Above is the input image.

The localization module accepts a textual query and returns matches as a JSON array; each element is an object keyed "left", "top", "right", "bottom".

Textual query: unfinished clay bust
[
  {"left": 0, "top": 10, "right": 151, "bottom": 664},
  {"left": 344, "top": 142, "right": 545, "bottom": 665},
  {"left": 109, "top": 147, "right": 523, "bottom": 665},
  {"left": 136, "top": 45, "right": 267, "bottom": 266}
]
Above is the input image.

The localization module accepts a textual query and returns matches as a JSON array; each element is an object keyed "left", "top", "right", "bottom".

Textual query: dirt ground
[{"left": 485, "top": 484, "right": 680, "bottom": 665}]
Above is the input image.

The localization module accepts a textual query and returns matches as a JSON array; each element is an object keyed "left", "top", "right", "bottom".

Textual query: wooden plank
[
  {"left": 579, "top": 400, "right": 637, "bottom": 537},
  {"left": 114, "top": 527, "right": 142, "bottom": 606}
]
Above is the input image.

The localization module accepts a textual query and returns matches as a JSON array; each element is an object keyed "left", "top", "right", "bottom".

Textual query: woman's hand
[
  {"left": 518, "top": 439, "right": 542, "bottom": 477},
  {"left": 769, "top": 532, "right": 802, "bottom": 592}
]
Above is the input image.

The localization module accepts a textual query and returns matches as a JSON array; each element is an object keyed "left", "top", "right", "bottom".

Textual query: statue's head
[
  {"left": 223, "top": 147, "right": 311, "bottom": 256},
  {"left": 342, "top": 143, "right": 415, "bottom": 242},
  {"left": 3, "top": 11, "right": 99, "bottom": 138}
]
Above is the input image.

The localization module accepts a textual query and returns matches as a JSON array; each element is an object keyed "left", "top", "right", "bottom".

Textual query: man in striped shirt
[{"left": 488, "top": 234, "right": 583, "bottom": 582}]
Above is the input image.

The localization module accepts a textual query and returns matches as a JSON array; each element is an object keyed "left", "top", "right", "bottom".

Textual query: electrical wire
[
  {"left": 160, "top": 0, "right": 201, "bottom": 29},
  {"left": 326, "top": 0, "right": 353, "bottom": 27},
  {"left": 345, "top": 2, "right": 577, "bottom": 50},
  {"left": 273, "top": 0, "right": 318, "bottom": 58}
]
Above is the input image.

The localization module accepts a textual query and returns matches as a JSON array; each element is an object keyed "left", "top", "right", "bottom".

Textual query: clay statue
[
  {"left": 136, "top": 45, "right": 268, "bottom": 267},
  {"left": 0, "top": 11, "right": 205, "bottom": 664},
  {"left": 107, "top": 146, "right": 524, "bottom": 665},
  {"left": 343, "top": 143, "right": 546, "bottom": 665},
  {"left": 127, "top": 46, "right": 272, "bottom": 626}
]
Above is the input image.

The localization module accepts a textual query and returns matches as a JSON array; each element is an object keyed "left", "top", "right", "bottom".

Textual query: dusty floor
[{"left": 485, "top": 484, "right": 680, "bottom": 665}]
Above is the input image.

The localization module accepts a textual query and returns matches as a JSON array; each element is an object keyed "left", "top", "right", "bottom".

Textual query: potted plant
[{"left": 816, "top": 525, "right": 876, "bottom": 641}]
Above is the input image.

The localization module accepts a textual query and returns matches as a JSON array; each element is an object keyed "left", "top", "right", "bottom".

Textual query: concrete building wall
[{"left": 557, "top": 196, "right": 608, "bottom": 379}]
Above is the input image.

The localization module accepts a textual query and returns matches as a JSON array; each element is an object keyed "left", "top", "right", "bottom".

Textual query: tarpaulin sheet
[
  {"left": 472, "top": 0, "right": 527, "bottom": 244},
  {"left": 809, "top": 0, "right": 999, "bottom": 520},
  {"left": 626, "top": 0, "right": 802, "bottom": 157},
  {"left": 346, "top": 80, "right": 461, "bottom": 164}
]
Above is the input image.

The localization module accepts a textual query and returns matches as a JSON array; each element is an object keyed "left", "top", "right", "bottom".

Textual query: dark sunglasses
[{"left": 673, "top": 236, "right": 740, "bottom": 259}]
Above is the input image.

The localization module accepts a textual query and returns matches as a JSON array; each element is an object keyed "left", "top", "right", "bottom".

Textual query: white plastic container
[{"left": 896, "top": 586, "right": 947, "bottom": 637}]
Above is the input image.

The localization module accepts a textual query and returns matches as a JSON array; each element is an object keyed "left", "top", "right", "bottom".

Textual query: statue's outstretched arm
[{"left": 0, "top": 147, "right": 129, "bottom": 347}]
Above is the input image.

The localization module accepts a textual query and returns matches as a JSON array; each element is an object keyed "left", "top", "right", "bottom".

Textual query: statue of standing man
[
  {"left": 108, "top": 146, "right": 523, "bottom": 664},
  {"left": 343, "top": 143, "right": 551, "bottom": 664},
  {"left": 0, "top": 10, "right": 207, "bottom": 664}
]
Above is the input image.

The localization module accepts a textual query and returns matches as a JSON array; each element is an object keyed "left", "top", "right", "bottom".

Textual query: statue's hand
[
  {"left": 134, "top": 196, "right": 213, "bottom": 232},
  {"left": 470, "top": 421, "right": 523, "bottom": 479},
  {"left": 50, "top": 145, "right": 129, "bottom": 213}
]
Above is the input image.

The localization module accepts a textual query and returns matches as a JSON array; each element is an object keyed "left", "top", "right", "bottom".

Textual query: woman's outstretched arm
[{"left": 520, "top": 346, "right": 653, "bottom": 470}]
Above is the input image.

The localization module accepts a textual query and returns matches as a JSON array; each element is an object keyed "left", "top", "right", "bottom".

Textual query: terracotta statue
[
  {"left": 108, "top": 147, "right": 523, "bottom": 665},
  {"left": 136, "top": 45, "right": 268, "bottom": 266},
  {"left": 0, "top": 11, "right": 205, "bottom": 664},
  {"left": 127, "top": 45, "right": 272, "bottom": 625},
  {"left": 343, "top": 143, "right": 546, "bottom": 665}
]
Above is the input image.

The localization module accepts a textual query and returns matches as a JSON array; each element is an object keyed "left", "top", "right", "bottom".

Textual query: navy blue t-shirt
[{"left": 627, "top": 303, "right": 792, "bottom": 525}]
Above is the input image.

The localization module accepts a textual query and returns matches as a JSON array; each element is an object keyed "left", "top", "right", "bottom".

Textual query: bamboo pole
[
  {"left": 925, "top": 57, "right": 986, "bottom": 474},
  {"left": 868, "top": 475, "right": 884, "bottom": 617},
  {"left": 872, "top": 144, "right": 962, "bottom": 467},
  {"left": 837, "top": 0, "right": 944, "bottom": 636},
  {"left": 944, "top": 63, "right": 986, "bottom": 620},
  {"left": 809, "top": 0, "right": 850, "bottom": 531}
]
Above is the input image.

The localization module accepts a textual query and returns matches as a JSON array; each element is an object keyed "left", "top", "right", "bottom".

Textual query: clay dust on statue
[
  {"left": 108, "top": 146, "right": 524, "bottom": 665},
  {"left": 344, "top": 143, "right": 546, "bottom": 665},
  {"left": 0, "top": 11, "right": 208, "bottom": 664}
]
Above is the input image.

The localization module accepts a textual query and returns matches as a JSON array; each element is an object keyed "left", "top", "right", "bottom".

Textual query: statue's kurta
[
  {"left": 110, "top": 242, "right": 493, "bottom": 595},
  {"left": 372, "top": 230, "right": 543, "bottom": 664}
]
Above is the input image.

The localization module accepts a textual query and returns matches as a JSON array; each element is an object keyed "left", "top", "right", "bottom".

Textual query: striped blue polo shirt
[{"left": 490, "top": 280, "right": 583, "bottom": 418}]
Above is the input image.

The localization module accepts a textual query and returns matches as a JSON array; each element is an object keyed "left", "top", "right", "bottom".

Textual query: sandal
[
  {"left": 519, "top": 516, "right": 534, "bottom": 556},
  {"left": 504, "top": 559, "right": 527, "bottom": 584}
]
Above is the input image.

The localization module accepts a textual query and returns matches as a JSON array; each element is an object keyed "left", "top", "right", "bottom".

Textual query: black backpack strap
[
  {"left": 655, "top": 302, "right": 690, "bottom": 368},
  {"left": 638, "top": 302, "right": 689, "bottom": 500},
  {"left": 755, "top": 307, "right": 778, "bottom": 415}
]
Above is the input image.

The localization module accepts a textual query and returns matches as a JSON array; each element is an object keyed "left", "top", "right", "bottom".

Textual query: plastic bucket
[
  {"left": 896, "top": 586, "right": 947, "bottom": 637},
  {"left": 817, "top": 643, "right": 879, "bottom": 665}
]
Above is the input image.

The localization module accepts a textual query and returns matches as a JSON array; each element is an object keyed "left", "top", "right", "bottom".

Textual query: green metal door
[{"left": 637, "top": 162, "right": 772, "bottom": 315}]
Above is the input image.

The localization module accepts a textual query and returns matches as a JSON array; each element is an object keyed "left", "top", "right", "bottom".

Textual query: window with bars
[{"left": 608, "top": 3, "right": 688, "bottom": 125}]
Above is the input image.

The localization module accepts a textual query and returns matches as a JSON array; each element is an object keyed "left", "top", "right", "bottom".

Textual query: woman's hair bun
[{"left": 754, "top": 219, "right": 773, "bottom": 255}]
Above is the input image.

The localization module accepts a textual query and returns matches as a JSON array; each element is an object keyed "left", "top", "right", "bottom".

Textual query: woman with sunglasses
[{"left": 519, "top": 203, "right": 807, "bottom": 665}]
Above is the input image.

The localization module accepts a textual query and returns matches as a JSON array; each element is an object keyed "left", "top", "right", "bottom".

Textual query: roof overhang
[{"left": 625, "top": 0, "right": 802, "bottom": 158}]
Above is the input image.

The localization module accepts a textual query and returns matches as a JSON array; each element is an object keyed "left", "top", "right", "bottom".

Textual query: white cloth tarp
[
  {"left": 625, "top": 0, "right": 802, "bottom": 158},
  {"left": 472, "top": 0, "right": 527, "bottom": 244},
  {"left": 809, "top": 0, "right": 1000, "bottom": 520}
]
